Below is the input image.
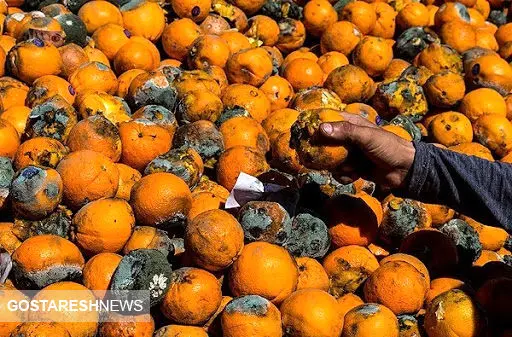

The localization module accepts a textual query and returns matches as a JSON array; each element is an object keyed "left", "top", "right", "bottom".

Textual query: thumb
[{"left": 319, "top": 121, "right": 374, "bottom": 147}]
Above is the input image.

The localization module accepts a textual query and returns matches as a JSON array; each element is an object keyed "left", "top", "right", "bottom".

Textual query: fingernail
[{"left": 320, "top": 123, "right": 333, "bottom": 135}]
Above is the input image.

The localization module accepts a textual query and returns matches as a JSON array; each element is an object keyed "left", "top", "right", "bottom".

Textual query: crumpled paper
[
  {"left": 225, "top": 172, "right": 287, "bottom": 209},
  {"left": 0, "top": 252, "right": 12, "bottom": 285}
]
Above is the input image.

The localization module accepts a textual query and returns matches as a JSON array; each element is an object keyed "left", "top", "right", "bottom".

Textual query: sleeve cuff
[{"left": 399, "top": 141, "right": 432, "bottom": 198}]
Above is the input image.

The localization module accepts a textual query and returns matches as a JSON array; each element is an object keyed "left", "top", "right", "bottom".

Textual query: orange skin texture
[
  {"left": 324, "top": 64, "right": 375, "bottom": 104},
  {"left": 114, "top": 37, "right": 161, "bottom": 74},
  {"left": 320, "top": 21, "right": 362, "bottom": 55},
  {"left": 83, "top": 46, "right": 111, "bottom": 68},
  {"left": 0, "top": 35, "right": 16, "bottom": 54},
  {"left": 370, "top": 2, "right": 396, "bottom": 39},
  {"left": 116, "top": 69, "right": 147, "bottom": 98},
  {"left": 226, "top": 47, "right": 273, "bottom": 87},
  {"left": 460, "top": 88, "right": 507, "bottom": 122},
  {"left": 188, "top": 35, "right": 230, "bottom": 70},
  {"left": 200, "top": 14, "right": 230, "bottom": 35},
  {"left": 161, "top": 267, "right": 222, "bottom": 325},
  {"left": 161, "top": 18, "right": 203, "bottom": 61},
  {"left": 10, "top": 322, "right": 70, "bottom": 337},
  {"left": 118, "top": 119, "right": 172, "bottom": 172},
  {"left": 203, "top": 295, "right": 232, "bottom": 335},
  {"left": 344, "top": 103, "right": 379, "bottom": 124},
  {"left": 78, "top": 0, "right": 123, "bottom": 34},
  {"left": 72, "top": 198, "right": 134, "bottom": 255},
  {"left": 353, "top": 37, "right": 393, "bottom": 78},
  {"left": 31, "top": 282, "right": 98, "bottom": 337},
  {"left": 155, "top": 325, "right": 208, "bottom": 337},
  {"left": 0, "top": 118, "right": 19, "bottom": 158},
  {"left": 428, "top": 111, "right": 473, "bottom": 147},
  {"left": 129, "top": 172, "right": 192, "bottom": 227},
  {"left": 342, "top": 303, "right": 399, "bottom": 337},
  {"left": 425, "top": 277, "right": 466, "bottom": 305},
  {"left": 434, "top": 2, "right": 471, "bottom": 27},
  {"left": 327, "top": 192, "right": 383, "bottom": 248},
  {"left": 178, "top": 89, "right": 224, "bottom": 123},
  {"left": 26, "top": 75, "right": 75, "bottom": 107},
  {"left": 439, "top": 21, "right": 477, "bottom": 53},
  {"left": 282, "top": 48, "right": 318, "bottom": 71},
  {"left": 222, "top": 83, "right": 272, "bottom": 123},
  {"left": 245, "top": 15, "right": 280, "bottom": 46},
  {"left": 174, "top": 69, "right": 222, "bottom": 98},
  {"left": 474, "top": 114, "right": 512, "bottom": 157},
  {"left": 397, "top": 2, "right": 429, "bottom": 29},
  {"left": 414, "top": 43, "right": 463, "bottom": 75},
  {"left": 114, "top": 163, "right": 141, "bottom": 200},
  {"left": 219, "top": 31, "right": 251, "bottom": 55},
  {"left": 449, "top": 142, "right": 494, "bottom": 161},
  {"left": 0, "top": 78, "right": 28, "bottom": 112},
  {"left": 56, "top": 150, "right": 119, "bottom": 210},
  {"left": 66, "top": 116, "right": 122, "bottom": 162},
  {"left": 272, "top": 131, "right": 305, "bottom": 173},
  {"left": 322, "top": 246, "right": 379, "bottom": 298},
  {"left": 262, "top": 108, "right": 300, "bottom": 144},
  {"left": 496, "top": 22, "right": 512, "bottom": 47},
  {"left": 339, "top": 1, "right": 377, "bottom": 35},
  {"left": 473, "top": 250, "right": 502, "bottom": 267},
  {"left": 82, "top": 252, "right": 122, "bottom": 297},
  {"left": 292, "top": 108, "right": 349, "bottom": 170},
  {"left": 122, "top": 226, "right": 170, "bottom": 254},
  {"left": 368, "top": 243, "right": 390, "bottom": 259},
  {"left": 221, "top": 296, "right": 282, "bottom": 337},
  {"left": 91, "top": 24, "right": 130, "bottom": 61},
  {"left": 475, "top": 30, "right": 498, "bottom": 51},
  {"left": 424, "top": 71, "right": 465, "bottom": 108},
  {"left": 7, "top": 40, "right": 62, "bottom": 84},
  {"left": 69, "top": 61, "right": 118, "bottom": 95},
  {"left": 296, "top": 257, "right": 330, "bottom": 291},
  {"left": 217, "top": 145, "right": 270, "bottom": 190},
  {"left": 194, "top": 177, "right": 230, "bottom": 201},
  {"left": 423, "top": 202, "right": 456, "bottom": 226},
  {"left": 282, "top": 58, "right": 324, "bottom": 91},
  {"left": 204, "top": 65, "right": 228, "bottom": 93},
  {"left": 380, "top": 253, "right": 430, "bottom": 286},
  {"left": 281, "top": 289, "right": 344, "bottom": 337},
  {"left": 185, "top": 209, "right": 244, "bottom": 272},
  {"left": 75, "top": 91, "right": 131, "bottom": 126},
  {"left": 12, "top": 234, "right": 84, "bottom": 275},
  {"left": 337, "top": 293, "right": 364, "bottom": 320},
  {"left": 317, "top": 52, "right": 349, "bottom": 78},
  {"left": 11, "top": 166, "right": 63, "bottom": 220},
  {"left": 295, "top": 90, "right": 339, "bottom": 116},
  {"left": 0, "top": 222, "right": 21, "bottom": 254},
  {"left": 14, "top": 137, "right": 68, "bottom": 170},
  {"left": 461, "top": 214, "right": 507, "bottom": 250},
  {"left": 424, "top": 289, "right": 486, "bottom": 337},
  {"left": 303, "top": 0, "right": 337, "bottom": 37},
  {"left": 231, "top": 0, "right": 265, "bottom": 15},
  {"left": 98, "top": 314, "right": 154, "bottom": 337},
  {"left": 259, "top": 76, "right": 295, "bottom": 112},
  {"left": 381, "top": 125, "right": 413, "bottom": 141},
  {"left": 465, "top": 54, "right": 512, "bottom": 96},
  {"left": 187, "top": 191, "right": 224, "bottom": 221},
  {"left": 220, "top": 116, "right": 270, "bottom": 154},
  {"left": 276, "top": 19, "right": 306, "bottom": 54},
  {"left": 171, "top": 0, "right": 211, "bottom": 22},
  {"left": 229, "top": 241, "right": 298, "bottom": 304},
  {"left": 364, "top": 261, "right": 427, "bottom": 315},
  {"left": 121, "top": 1, "right": 165, "bottom": 42}
]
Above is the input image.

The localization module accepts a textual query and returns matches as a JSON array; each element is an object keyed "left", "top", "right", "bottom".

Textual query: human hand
[{"left": 318, "top": 113, "right": 416, "bottom": 190}]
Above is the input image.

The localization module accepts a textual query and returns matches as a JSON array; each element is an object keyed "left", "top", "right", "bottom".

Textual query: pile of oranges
[{"left": 0, "top": 0, "right": 511, "bottom": 335}]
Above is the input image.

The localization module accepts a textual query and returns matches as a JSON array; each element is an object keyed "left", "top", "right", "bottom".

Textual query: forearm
[{"left": 398, "top": 141, "right": 512, "bottom": 231}]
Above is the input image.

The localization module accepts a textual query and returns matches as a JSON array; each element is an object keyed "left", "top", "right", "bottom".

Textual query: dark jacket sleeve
[{"left": 398, "top": 141, "right": 512, "bottom": 232}]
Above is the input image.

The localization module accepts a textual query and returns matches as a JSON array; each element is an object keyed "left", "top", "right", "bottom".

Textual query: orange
[{"left": 229, "top": 241, "right": 298, "bottom": 304}]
